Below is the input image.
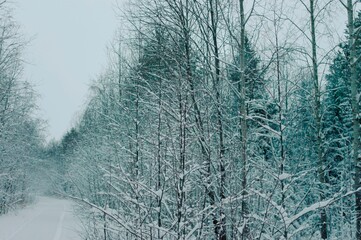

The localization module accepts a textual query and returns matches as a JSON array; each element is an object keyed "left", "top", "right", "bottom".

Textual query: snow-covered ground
[{"left": 0, "top": 196, "right": 81, "bottom": 240}]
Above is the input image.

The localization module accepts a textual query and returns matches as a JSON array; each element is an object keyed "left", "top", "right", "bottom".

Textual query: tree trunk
[
  {"left": 209, "top": 0, "right": 227, "bottom": 239},
  {"left": 275, "top": 26, "right": 288, "bottom": 239},
  {"left": 238, "top": 0, "right": 249, "bottom": 238},
  {"left": 309, "top": 0, "right": 327, "bottom": 238}
]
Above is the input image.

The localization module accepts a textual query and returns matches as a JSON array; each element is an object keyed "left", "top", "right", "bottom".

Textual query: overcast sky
[{"left": 14, "top": 0, "right": 120, "bottom": 141}]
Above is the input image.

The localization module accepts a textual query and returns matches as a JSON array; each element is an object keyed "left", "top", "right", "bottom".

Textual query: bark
[
  {"left": 275, "top": 25, "right": 287, "bottom": 239},
  {"left": 239, "top": 0, "right": 249, "bottom": 238},
  {"left": 209, "top": 0, "right": 227, "bottom": 239},
  {"left": 156, "top": 28, "right": 163, "bottom": 239},
  {"left": 309, "top": 0, "right": 327, "bottom": 238}
]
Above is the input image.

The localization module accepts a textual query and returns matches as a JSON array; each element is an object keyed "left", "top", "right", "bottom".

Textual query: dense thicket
[
  {"left": 47, "top": 0, "right": 361, "bottom": 239},
  {"left": 0, "top": 3, "right": 43, "bottom": 214}
]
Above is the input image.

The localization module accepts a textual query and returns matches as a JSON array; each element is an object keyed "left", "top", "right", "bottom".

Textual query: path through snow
[{"left": 0, "top": 196, "right": 81, "bottom": 240}]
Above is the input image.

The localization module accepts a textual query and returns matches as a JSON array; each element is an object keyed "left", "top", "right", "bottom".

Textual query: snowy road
[{"left": 0, "top": 197, "right": 81, "bottom": 240}]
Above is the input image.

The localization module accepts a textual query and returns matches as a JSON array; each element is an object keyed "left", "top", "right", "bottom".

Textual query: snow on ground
[{"left": 0, "top": 196, "right": 81, "bottom": 240}]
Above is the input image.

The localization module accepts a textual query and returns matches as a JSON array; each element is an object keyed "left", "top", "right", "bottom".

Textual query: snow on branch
[
  {"left": 67, "top": 195, "right": 146, "bottom": 240},
  {"left": 285, "top": 187, "right": 361, "bottom": 227}
]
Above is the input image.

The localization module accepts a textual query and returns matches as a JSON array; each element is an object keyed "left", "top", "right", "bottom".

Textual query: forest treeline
[
  {"left": 0, "top": 2, "right": 43, "bottom": 215},
  {"left": 1, "top": 0, "right": 361, "bottom": 239},
  {"left": 46, "top": 0, "right": 361, "bottom": 239}
]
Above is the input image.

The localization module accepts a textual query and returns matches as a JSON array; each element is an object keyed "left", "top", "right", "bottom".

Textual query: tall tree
[
  {"left": 238, "top": 1, "right": 249, "bottom": 238},
  {"left": 341, "top": 0, "right": 361, "bottom": 238}
]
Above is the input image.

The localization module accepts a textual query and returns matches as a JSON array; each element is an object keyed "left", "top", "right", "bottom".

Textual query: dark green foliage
[{"left": 324, "top": 52, "right": 352, "bottom": 184}]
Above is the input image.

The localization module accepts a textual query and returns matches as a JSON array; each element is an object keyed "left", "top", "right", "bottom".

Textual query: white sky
[{"left": 13, "top": 0, "right": 120, "bottom": 141}]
